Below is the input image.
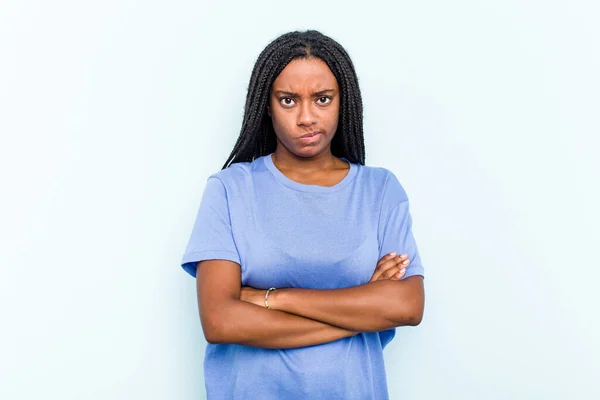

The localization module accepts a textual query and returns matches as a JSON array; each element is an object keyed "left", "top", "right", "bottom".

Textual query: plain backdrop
[{"left": 1, "top": 1, "right": 598, "bottom": 399}]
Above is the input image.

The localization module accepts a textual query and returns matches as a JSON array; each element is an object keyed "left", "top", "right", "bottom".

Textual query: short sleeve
[
  {"left": 180, "top": 176, "right": 241, "bottom": 278},
  {"left": 377, "top": 172, "right": 424, "bottom": 280}
]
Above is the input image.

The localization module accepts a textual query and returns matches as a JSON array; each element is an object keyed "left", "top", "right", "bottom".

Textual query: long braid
[{"left": 222, "top": 30, "right": 365, "bottom": 169}]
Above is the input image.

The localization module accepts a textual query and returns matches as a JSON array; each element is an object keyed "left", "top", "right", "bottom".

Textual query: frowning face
[{"left": 267, "top": 57, "right": 340, "bottom": 158}]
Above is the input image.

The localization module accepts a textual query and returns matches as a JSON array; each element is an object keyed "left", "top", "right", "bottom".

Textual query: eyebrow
[{"left": 273, "top": 89, "right": 336, "bottom": 96}]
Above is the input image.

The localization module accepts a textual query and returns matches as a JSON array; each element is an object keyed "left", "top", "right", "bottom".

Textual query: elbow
[
  {"left": 202, "top": 323, "right": 223, "bottom": 344},
  {"left": 386, "top": 278, "right": 424, "bottom": 327},
  {"left": 204, "top": 331, "right": 224, "bottom": 345},
  {"left": 200, "top": 299, "right": 241, "bottom": 344},
  {"left": 405, "top": 310, "right": 424, "bottom": 326},
  {"left": 386, "top": 308, "right": 423, "bottom": 327},
  {"left": 205, "top": 336, "right": 225, "bottom": 345},
  {"left": 403, "top": 299, "right": 424, "bottom": 326},
  {"left": 201, "top": 315, "right": 228, "bottom": 344},
  {"left": 387, "top": 299, "right": 424, "bottom": 327}
]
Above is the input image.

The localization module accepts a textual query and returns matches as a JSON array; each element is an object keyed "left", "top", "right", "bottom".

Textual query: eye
[
  {"left": 279, "top": 97, "right": 296, "bottom": 107},
  {"left": 317, "top": 96, "right": 332, "bottom": 105}
]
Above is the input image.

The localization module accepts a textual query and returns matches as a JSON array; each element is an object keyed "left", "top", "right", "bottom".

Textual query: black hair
[{"left": 222, "top": 29, "right": 365, "bottom": 170}]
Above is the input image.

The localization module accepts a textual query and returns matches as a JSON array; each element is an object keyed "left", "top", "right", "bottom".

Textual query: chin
[{"left": 292, "top": 146, "right": 328, "bottom": 158}]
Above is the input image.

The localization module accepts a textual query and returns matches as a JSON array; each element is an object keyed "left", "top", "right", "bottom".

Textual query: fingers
[
  {"left": 376, "top": 252, "right": 398, "bottom": 268},
  {"left": 397, "top": 256, "right": 410, "bottom": 278},
  {"left": 370, "top": 253, "right": 410, "bottom": 282},
  {"left": 371, "top": 253, "right": 398, "bottom": 282},
  {"left": 379, "top": 260, "right": 409, "bottom": 280},
  {"left": 385, "top": 263, "right": 408, "bottom": 280}
]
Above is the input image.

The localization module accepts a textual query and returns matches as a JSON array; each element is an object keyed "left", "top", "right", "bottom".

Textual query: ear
[{"left": 266, "top": 104, "right": 271, "bottom": 116}]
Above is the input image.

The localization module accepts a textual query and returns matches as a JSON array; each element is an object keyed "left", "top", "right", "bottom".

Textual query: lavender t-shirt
[{"left": 181, "top": 153, "right": 424, "bottom": 399}]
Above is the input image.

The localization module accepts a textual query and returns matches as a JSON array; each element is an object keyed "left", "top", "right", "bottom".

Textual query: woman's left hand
[{"left": 240, "top": 286, "right": 267, "bottom": 308}]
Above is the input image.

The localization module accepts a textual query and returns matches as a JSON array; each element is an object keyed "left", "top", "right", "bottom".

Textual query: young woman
[{"left": 181, "top": 29, "right": 425, "bottom": 399}]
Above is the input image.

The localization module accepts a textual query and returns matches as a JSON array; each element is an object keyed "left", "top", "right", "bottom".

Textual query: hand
[
  {"left": 240, "top": 286, "right": 267, "bottom": 308},
  {"left": 369, "top": 252, "right": 410, "bottom": 282}
]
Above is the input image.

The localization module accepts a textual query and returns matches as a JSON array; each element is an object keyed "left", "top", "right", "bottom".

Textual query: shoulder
[
  {"left": 204, "top": 157, "right": 264, "bottom": 192},
  {"left": 358, "top": 163, "right": 408, "bottom": 204},
  {"left": 207, "top": 158, "right": 257, "bottom": 183}
]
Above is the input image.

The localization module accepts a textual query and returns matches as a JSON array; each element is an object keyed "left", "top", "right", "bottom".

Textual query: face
[{"left": 267, "top": 57, "right": 340, "bottom": 158}]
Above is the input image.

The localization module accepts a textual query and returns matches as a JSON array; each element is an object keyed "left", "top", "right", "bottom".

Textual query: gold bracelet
[{"left": 264, "top": 287, "right": 277, "bottom": 309}]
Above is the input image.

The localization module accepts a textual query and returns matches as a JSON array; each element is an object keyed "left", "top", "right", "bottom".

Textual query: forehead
[{"left": 271, "top": 57, "right": 338, "bottom": 92}]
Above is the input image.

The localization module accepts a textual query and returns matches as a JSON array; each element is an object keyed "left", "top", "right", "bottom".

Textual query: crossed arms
[{"left": 195, "top": 253, "right": 424, "bottom": 350}]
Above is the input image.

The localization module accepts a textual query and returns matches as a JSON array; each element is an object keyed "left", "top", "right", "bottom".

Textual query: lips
[{"left": 300, "top": 131, "right": 322, "bottom": 138}]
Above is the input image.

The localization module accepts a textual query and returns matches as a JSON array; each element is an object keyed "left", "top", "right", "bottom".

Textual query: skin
[
  {"left": 196, "top": 57, "right": 424, "bottom": 348},
  {"left": 266, "top": 57, "right": 349, "bottom": 186}
]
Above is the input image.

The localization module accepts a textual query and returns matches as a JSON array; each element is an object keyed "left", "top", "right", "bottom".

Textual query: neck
[{"left": 271, "top": 146, "right": 338, "bottom": 174}]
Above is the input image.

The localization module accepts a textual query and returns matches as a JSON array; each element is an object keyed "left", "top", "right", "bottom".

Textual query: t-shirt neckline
[{"left": 263, "top": 153, "right": 357, "bottom": 193}]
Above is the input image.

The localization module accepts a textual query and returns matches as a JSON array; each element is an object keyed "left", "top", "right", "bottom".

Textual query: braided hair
[{"left": 221, "top": 30, "right": 365, "bottom": 170}]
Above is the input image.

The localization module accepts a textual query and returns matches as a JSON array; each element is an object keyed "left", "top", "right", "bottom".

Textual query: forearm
[
  {"left": 203, "top": 299, "right": 358, "bottom": 349},
  {"left": 268, "top": 278, "right": 424, "bottom": 332}
]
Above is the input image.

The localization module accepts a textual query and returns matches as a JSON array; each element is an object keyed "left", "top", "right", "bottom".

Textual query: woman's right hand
[{"left": 368, "top": 252, "right": 410, "bottom": 282}]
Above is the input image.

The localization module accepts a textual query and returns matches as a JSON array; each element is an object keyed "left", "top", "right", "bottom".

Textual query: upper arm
[
  {"left": 179, "top": 175, "right": 243, "bottom": 340},
  {"left": 180, "top": 176, "right": 241, "bottom": 277},
  {"left": 378, "top": 171, "right": 425, "bottom": 279},
  {"left": 196, "top": 259, "right": 242, "bottom": 341}
]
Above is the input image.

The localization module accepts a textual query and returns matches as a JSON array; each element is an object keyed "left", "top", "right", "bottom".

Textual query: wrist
[
  {"left": 264, "top": 287, "right": 276, "bottom": 309},
  {"left": 267, "top": 287, "right": 286, "bottom": 311}
]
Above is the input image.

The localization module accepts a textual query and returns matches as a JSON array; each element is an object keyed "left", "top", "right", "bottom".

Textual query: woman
[{"left": 181, "top": 29, "right": 425, "bottom": 399}]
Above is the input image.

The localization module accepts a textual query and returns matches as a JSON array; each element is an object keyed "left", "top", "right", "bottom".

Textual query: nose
[{"left": 297, "top": 101, "right": 318, "bottom": 126}]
